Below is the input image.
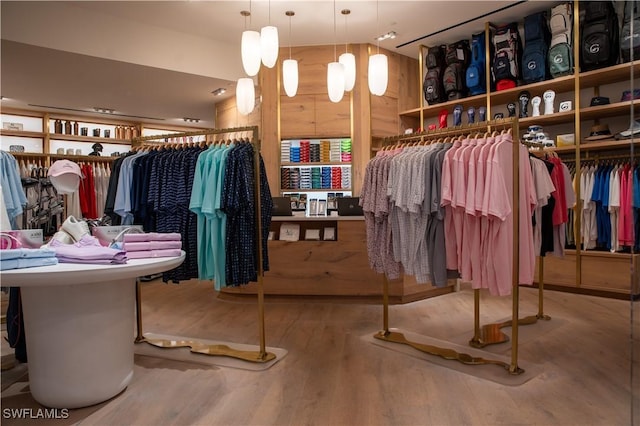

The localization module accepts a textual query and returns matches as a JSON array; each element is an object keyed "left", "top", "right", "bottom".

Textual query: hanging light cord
[
  {"left": 376, "top": 0, "right": 380, "bottom": 54},
  {"left": 288, "top": 14, "right": 292, "bottom": 59},
  {"left": 344, "top": 12, "right": 348, "bottom": 54},
  {"left": 333, "top": 0, "right": 337, "bottom": 61}
]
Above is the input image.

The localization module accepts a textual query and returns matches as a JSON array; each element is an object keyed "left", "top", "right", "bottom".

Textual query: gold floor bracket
[
  {"left": 468, "top": 315, "right": 541, "bottom": 348},
  {"left": 375, "top": 330, "right": 523, "bottom": 374},
  {"left": 137, "top": 337, "right": 277, "bottom": 363}
]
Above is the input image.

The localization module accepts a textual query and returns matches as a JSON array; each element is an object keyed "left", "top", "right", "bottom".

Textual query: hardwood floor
[{"left": 3, "top": 279, "right": 640, "bottom": 425}]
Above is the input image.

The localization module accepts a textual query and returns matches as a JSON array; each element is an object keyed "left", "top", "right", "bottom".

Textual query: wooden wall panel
[
  {"left": 215, "top": 93, "right": 261, "bottom": 130},
  {"left": 290, "top": 46, "right": 335, "bottom": 96},
  {"left": 315, "top": 94, "right": 350, "bottom": 136},
  {"left": 398, "top": 53, "right": 420, "bottom": 112},
  {"left": 384, "top": 50, "right": 401, "bottom": 100},
  {"left": 371, "top": 94, "right": 399, "bottom": 137},
  {"left": 280, "top": 95, "right": 316, "bottom": 138}
]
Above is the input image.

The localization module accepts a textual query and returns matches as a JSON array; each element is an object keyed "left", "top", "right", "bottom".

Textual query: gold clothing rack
[
  {"left": 374, "top": 118, "right": 530, "bottom": 374},
  {"left": 132, "top": 125, "right": 276, "bottom": 363}
]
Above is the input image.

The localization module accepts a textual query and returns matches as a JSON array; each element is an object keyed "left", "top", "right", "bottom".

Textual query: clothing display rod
[
  {"left": 131, "top": 125, "right": 276, "bottom": 363},
  {"left": 373, "top": 118, "right": 526, "bottom": 375}
]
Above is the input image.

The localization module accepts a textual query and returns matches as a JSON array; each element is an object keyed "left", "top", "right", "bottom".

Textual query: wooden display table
[{"left": 220, "top": 215, "right": 453, "bottom": 303}]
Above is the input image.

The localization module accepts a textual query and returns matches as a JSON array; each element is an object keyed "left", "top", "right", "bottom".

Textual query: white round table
[{"left": 1, "top": 253, "right": 185, "bottom": 408}]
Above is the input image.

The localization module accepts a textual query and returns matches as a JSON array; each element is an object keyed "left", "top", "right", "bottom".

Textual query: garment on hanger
[{"left": 0, "top": 151, "right": 28, "bottom": 229}]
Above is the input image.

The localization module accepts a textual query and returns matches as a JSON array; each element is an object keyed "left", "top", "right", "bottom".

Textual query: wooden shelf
[
  {"left": 400, "top": 93, "right": 488, "bottom": 120},
  {"left": 49, "top": 133, "right": 130, "bottom": 144},
  {"left": 0, "top": 130, "right": 45, "bottom": 138},
  {"left": 553, "top": 138, "right": 637, "bottom": 154},
  {"left": 49, "top": 154, "right": 117, "bottom": 162},
  {"left": 578, "top": 60, "right": 640, "bottom": 88},
  {"left": 6, "top": 152, "right": 48, "bottom": 158},
  {"left": 281, "top": 162, "right": 350, "bottom": 166},
  {"left": 519, "top": 110, "right": 575, "bottom": 127},
  {"left": 490, "top": 74, "right": 576, "bottom": 106},
  {"left": 580, "top": 100, "right": 640, "bottom": 121},
  {"left": 563, "top": 249, "right": 635, "bottom": 259}
]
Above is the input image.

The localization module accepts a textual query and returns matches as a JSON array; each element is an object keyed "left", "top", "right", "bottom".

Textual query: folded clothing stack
[
  {"left": 0, "top": 247, "right": 58, "bottom": 270},
  {"left": 49, "top": 235, "right": 127, "bottom": 265},
  {"left": 123, "top": 232, "right": 182, "bottom": 259}
]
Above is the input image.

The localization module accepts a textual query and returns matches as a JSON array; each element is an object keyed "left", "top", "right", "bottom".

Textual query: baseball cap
[{"left": 48, "top": 160, "right": 83, "bottom": 194}]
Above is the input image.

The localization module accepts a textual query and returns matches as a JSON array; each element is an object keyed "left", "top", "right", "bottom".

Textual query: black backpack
[
  {"left": 491, "top": 22, "right": 522, "bottom": 90},
  {"left": 423, "top": 45, "right": 446, "bottom": 104},
  {"left": 580, "top": 1, "right": 619, "bottom": 71},
  {"left": 522, "top": 11, "right": 551, "bottom": 83},
  {"left": 621, "top": 0, "right": 640, "bottom": 63},
  {"left": 442, "top": 39, "right": 471, "bottom": 100}
]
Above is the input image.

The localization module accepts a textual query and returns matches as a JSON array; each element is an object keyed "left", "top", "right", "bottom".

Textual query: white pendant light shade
[
  {"left": 327, "top": 62, "right": 345, "bottom": 103},
  {"left": 339, "top": 52, "right": 356, "bottom": 92},
  {"left": 282, "top": 59, "right": 299, "bottom": 97},
  {"left": 236, "top": 78, "right": 255, "bottom": 116},
  {"left": 261, "top": 25, "right": 279, "bottom": 68},
  {"left": 241, "top": 30, "right": 262, "bottom": 77},
  {"left": 368, "top": 53, "right": 388, "bottom": 96}
]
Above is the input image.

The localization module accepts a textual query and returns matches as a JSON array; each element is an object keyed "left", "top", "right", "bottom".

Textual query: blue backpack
[
  {"left": 466, "top": 32, "right": 487, "bottom": 95},
  {"left": 522, "top": 11, "right": 551, "bottom": 83}
]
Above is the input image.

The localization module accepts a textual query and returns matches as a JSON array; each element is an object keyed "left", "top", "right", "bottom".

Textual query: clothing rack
[
  {"left": 374, "top": 118, "right": 528, "bottom": 374},
  {"left": 131, "top": 125, "right": 276, "bottom": 363}
]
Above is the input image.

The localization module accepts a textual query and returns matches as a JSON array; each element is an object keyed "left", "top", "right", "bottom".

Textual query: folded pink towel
[
  {"left": 123, "top": 232, "right": 182, "bottom": 242},
  {"left": 126, "top": 249, "right": 182, "bottom": 259},
  {"left": 124, "top": 241, "right": 182, "bottom": 251}
]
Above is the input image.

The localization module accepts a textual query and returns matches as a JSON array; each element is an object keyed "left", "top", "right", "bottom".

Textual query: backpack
[
  {"left": 443, "top": 39, "right": 471, "bottom": 100},
  {"left": 580, "top": 1, "right": 619, "bottom": 71},
  {"left": 491, "top": 22, "right": 522, "bottom": 91},
  {"left": 522, "top": 11, "right": 551, "bottom": 83},
  {"left": 466, "top": 32, "right": 487, "bottom": 95},
  {"left": 621, "top": 1, "right": 640, "bottom": 63},
  {"left": 423, "top": 45, "right": 446, "bottom": 104},
  {"left": 548, "top": 3, "right": 574, "bottom": 77}
]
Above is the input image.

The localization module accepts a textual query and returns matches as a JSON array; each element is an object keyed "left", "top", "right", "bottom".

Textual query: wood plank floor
[{"left": 3, "top": 279, "right": 640, "bottom": 425}]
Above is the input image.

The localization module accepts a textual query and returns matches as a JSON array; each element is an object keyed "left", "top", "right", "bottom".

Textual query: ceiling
[{"left": 1, "top": 1, "right": 555, "bottom": 129}]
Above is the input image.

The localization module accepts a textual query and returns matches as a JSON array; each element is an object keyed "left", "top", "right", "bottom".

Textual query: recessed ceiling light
[
  {"left": 183, "top": 117, "right": 200, "bottom": 123},
  {"left": 211, "top": 88, "right": 227, "bottom": 96},
  {"left": 375, "top": 31, "right": 397, "bottom": 41},
  {"left": 93, "top": 107, "right": 114, "bottom": 114}
]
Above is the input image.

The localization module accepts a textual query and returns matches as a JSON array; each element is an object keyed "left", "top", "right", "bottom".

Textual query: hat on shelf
[
  {"left": 589, "top": 96, "right": 610, "bottom": 107},
  {"left": 48, "top": 159, "right": 83, "bottom": 194},
  {"left": 585, "top": 124, "right": 614, "bottom": 142},
  {"left": 621, "top": 89, "right": 640, "bottom": 102},
  {"left": 91, "top": 143, "right": 103, "bottom": 152},
  {"left": 615, "top": 120, "right": 640, "bottom": 140}
]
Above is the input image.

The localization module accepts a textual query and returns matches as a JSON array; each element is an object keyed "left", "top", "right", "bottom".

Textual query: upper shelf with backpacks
[{"left": 421, "top": 0, "right": 633, "bottom": 105}]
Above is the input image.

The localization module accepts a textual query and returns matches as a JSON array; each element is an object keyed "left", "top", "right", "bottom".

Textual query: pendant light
[
  {"left": 282, "top": 11, "right": 298, "bottom": 97},
  {"left": 339, "top": 9, "right": 356, "bottom": 92},
  {"left": 327, "top": 0, "right": 345, "bottom": 103},
  {"left": 368, "top": 0, "right": 388, "bottom": 96},
  {"left": 240, "top": 8, "right": 261, "bottom": 77},
  {"left": 236, "top": 77, "right": 255, "bottom": 116},
  {"left": 261, "top": 0, "right": 279, "bottom": 68}
]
